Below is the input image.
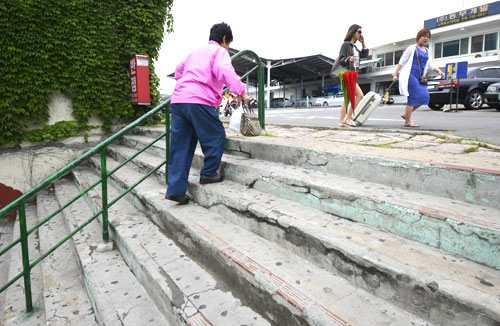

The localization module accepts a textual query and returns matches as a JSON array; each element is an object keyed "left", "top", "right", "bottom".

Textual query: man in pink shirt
[{"left": 166, "top": 22, "right": 249, "bottom": 205}]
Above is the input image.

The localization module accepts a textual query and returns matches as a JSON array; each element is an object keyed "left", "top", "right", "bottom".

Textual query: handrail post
[
  {"left": 165, "top": 102, "right": 170, "bottom": 186},
  {"left": 258, "top": 65, "right": 265, "bottom": 129},
  {"left": 100, "top": 149, "right": 109, "bottom": 243},
  {"left": 18, "top": 202, "right": 33, "bottom": 313}
]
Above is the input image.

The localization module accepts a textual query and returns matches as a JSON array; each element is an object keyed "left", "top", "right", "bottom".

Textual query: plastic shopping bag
[{"left": 229, "top": 106, "right": 243, "bottom": 133}]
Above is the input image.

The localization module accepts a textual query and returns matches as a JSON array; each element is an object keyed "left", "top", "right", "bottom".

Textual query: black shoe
[
  {"left": 199, "top": 174, "right": 224, "bottom": 185},
  {"left": 165, "top": 195, "right": 189, "bottom": 205}
]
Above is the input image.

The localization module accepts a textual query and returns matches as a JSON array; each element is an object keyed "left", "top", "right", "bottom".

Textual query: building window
[
  {"left": 485, "top": 32, "right": 498, "bottom": 51},
  {"left": 377, "top": 54, "right": 384, "bottom": 67},
  {"left": 385, "top": 52, "right": 394, "bottom": 66},
  {"left": 443, "top": 40, "right": 460, "bottom": 57},
  {"left": 460, "top": 38, "right": 469, "bottom": 55},
  {"left": 395, "top": 50, "right": 403, "bottom": 64},
  {"left": 434, "top": 42, "right": 442, "bottom": 58},
  {"left": 471, "top": 35, "right": 484, "bottom": 53},
  {"left": 377, "top": 51, "right": 400, "bottom": 67}
]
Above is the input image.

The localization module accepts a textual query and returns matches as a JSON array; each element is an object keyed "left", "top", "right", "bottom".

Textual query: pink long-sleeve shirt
[{"left": 170, "top": 41, "right": 246, "bottom": 109}]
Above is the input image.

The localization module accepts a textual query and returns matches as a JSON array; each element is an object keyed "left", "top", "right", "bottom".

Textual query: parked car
[
  {"left": 317, "top": 92, "right": 345, "bottom": 107},
  {"left": 427, "top": 66, "right": 500, "bottom": 110},
  {"left": 484, "top": 82, "right": 500, "bottom": 111},
  {"left": 270, "top": 97, "right": 294, "bottom": 108},
  {"left": 312, "top": 97, "right": 326, "bottom": 106}
]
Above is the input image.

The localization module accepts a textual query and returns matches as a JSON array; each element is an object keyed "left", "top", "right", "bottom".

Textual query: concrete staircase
[{"left": 2, "top": 126, "right": 499, "bottom": 325}]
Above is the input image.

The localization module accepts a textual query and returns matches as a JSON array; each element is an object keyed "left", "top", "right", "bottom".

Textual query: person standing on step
[
  {"left": 392, "top": 28, "right": 444, "bottom": 127},
  {"left": 166, "top": 22, "right": 249, "bottom": 205},
  {"left": 337, "top": 24, "right": 369, "bottom": 128}
]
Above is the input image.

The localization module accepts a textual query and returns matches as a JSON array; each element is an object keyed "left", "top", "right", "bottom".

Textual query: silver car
[{"left": 321, "top": 93, "right": 345, "bottom": 107}]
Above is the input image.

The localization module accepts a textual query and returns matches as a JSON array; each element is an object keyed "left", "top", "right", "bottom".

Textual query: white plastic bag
[{"left": 229, "top": 106, "right": 243, "bottom": 133}]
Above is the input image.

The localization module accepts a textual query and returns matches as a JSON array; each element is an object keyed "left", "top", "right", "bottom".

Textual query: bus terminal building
[{"left": 233, "top": 2, "right": 500, "bottom": 107}]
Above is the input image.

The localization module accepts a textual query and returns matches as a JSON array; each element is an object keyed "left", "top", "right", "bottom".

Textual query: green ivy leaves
[{"left": 0, "top": 0, "right": 173, "bottom": 147}]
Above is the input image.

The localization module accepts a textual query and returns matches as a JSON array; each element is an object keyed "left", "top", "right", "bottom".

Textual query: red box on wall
[{"left": 130, "top": 55, "right": 151, "bottom": 105}]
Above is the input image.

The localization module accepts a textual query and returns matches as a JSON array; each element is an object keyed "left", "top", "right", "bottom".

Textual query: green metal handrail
[{"left": 0, "top": 49, "right": 265, "bottom": 315}]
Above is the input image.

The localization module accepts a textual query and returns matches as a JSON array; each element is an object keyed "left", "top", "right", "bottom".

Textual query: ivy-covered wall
[{"left": 0, "top": 0, "right": 173, "bottom": 146}]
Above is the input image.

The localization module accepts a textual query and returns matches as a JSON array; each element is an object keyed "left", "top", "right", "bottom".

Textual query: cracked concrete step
[
  {"left": 224, "top": 137, "right": 500, "bottom": 210},
  {"left": 122, "top": 133, "right": 500, "bottom": 210},
  {"left": 36, "top": 189, "right": 96, "bottom": 325},
  {"left": 107, "top": 142, "right": 500, "bottom": 271},
  {"left": 106, "top": 143, "right": 500, "bottom": 325},
  {"left": 1, "top": 202, "right": 46, "bottom": 325},
  {"left": 53, "top": 179, "right": 171, "bottom": 326},
  {"left": 89, "top": 153, "right": 435, "bottom": 326},
  {"left": 187, "top": 178, "right": 500, "bottom": 326},
  {"left": 70, "top": 166, "right": 270, "bottom": 326}
]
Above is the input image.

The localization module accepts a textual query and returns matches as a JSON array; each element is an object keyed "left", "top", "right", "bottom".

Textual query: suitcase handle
[{"left": 357, "top": 96, "right": 376, "bottom": 116}]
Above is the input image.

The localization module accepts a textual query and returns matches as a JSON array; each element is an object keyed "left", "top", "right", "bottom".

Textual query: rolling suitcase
[{"left": 352, "top": 91, "right": 381, "bottom": 125}]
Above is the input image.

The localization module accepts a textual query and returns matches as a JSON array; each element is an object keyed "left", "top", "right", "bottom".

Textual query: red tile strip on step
[
  {"left": 187, "top": 313, "right": 212, "bottom": 326},
  {"left": 195, "top": 223, "right": 352, "bottom": 326},
  {"left": 415, "top": 205, "right": 500, "bottom": 231}
]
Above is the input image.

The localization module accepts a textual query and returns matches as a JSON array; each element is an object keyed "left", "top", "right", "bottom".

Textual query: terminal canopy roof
[
  {"left": 167, "top": 48, "right": 336, "bottom": 86},
  {"left": 228, "top": 48, "right": 335, "bottom": 86}
]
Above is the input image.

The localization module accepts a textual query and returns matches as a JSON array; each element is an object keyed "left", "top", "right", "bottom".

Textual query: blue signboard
[
  {"left": 445, "top": 61, "right": 468, "bottom": 79},
  {"left": 456, "top": 62, "right": 468, "bottom": 79},
  {"left": 424, "top": 1, "right": 500, "bottom": 29}
]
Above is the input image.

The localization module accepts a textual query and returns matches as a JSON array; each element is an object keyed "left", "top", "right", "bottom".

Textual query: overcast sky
[{"left": 155, "top": 0, "right": 495, "bottom": 94}]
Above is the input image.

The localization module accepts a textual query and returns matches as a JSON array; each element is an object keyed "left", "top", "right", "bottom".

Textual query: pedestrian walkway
[{"left": 227, "top": 124, "right": 500, "bottom": 173}]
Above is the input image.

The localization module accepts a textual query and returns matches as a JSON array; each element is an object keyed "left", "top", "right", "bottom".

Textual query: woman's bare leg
[
  {"left": 346, "top": 84, "right": 364, "bottom": 121},
  {"left": 339, "top": 102, "right": 347, "bottom": 126},
  {"left": 404, "top": 105, "right": 421, "bottom": 125}
]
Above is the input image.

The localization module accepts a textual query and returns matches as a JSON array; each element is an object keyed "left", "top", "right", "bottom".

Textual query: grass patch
[
  {"left": 362, "top": 143, "right": 396, "bottom": 149},
  {"left": 463, "top": 147, "right": 479, "bottom": 153},
  {"left": 261, "top": 132, "right": 277, "bottom": 137},
  {"left": 478, "top": 143, "right": 490, "bottom": 149}
]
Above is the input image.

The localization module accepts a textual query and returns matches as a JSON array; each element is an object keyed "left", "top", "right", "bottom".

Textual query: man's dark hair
[{"left": 209, "top": 22, "right": 233, "bottom": 44}]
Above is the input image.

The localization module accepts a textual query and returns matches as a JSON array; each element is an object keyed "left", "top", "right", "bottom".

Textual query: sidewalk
[{"left": 226, "top": 124, "right": 500, "bottom": 173}]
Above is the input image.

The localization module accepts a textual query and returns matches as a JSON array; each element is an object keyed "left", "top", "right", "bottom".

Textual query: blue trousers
[{"left": 166, "top": 103, "right": 226, "bottom": 196}]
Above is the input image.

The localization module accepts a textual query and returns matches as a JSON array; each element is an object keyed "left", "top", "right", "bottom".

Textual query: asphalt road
[{"left": 247, "top": 104, "right": 500, "bottom": 146}]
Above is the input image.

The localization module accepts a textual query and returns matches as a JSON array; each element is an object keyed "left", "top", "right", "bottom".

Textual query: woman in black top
[{"left": 337, "top": 24, "right": 368, "bottom": 127}]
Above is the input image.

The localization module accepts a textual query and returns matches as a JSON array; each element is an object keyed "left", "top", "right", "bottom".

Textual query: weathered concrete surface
[
  {"left": 70, "top": 167, "right": 269, "bottom": 326},
  {"left": 224, "top": 137, "right": 500, "bottom": 210},
  {"left": 36, "top": 190, "right": 96, "bottom": 325},
  {"left": 124, "top": 130, "right": 500, "bottom": 210},
  {"left": 0, "top": 136, "right": 104, "bottom": 194},
  {"left": 188, "top": 178, "right": 500, "bottom": 326},
  {"left": 110, "top": 141, "right": 500, "bottom": 271},
  {"left": 46, "top": 92, "right": 102, "bottom": 127},
  {"left": 91, "top": 153, "right": 436, "bottom": 326},
  {"left": 107, "top": 143, "right": 500, "bottom": 326},
  {"left": 1, "top": 203, "right": 46, "bottom": 326},
  {"left": 54, "top": 179, "right": 170, "bottom": 326},
  {"left": 133, "top": 124, "right": 500, "bottom": 171}
]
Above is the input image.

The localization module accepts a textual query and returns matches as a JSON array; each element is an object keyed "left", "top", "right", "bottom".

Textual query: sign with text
[
  {"left": 424, "top": 1, "right": 500, "bottom": 29},
  {"left": 130, "top": 55, "right": 150, "bottom": 105}
]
